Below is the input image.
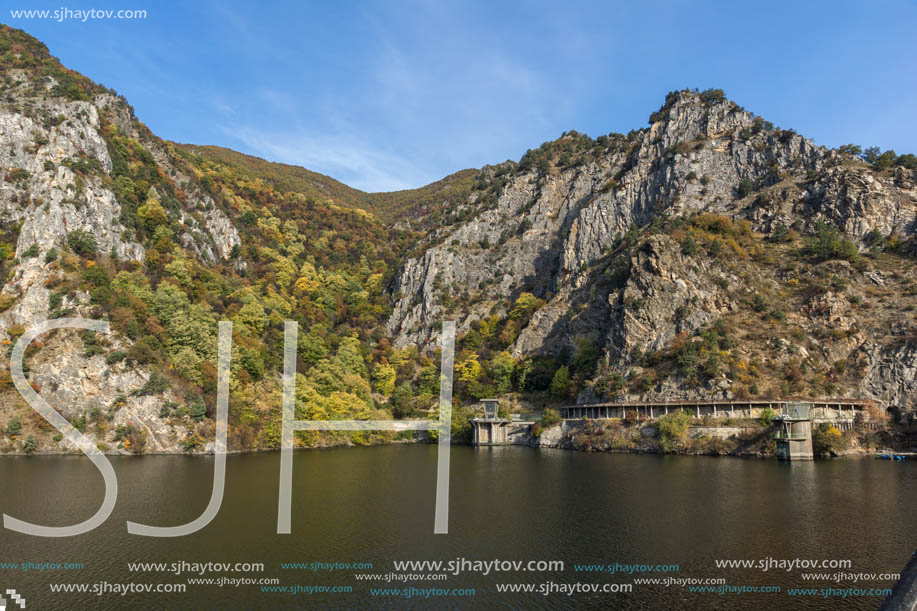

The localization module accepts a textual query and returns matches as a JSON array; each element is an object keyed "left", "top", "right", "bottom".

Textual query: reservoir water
[{"left": 0, "top": 445, "right": 914, "bottom": 609}]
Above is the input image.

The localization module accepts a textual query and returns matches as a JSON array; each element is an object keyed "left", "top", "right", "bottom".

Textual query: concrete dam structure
[
  {"left": 471, "top": 399, "right": 535, "bottom": 446},
  {"left": 558, "top": 398, "right": 874, "bottom": 461},
  {"left": 774, "top": 402, "right": 815, "bottom": 461},
  {"left": 558, "top": 399, "right": 870, "bottom": 421}
]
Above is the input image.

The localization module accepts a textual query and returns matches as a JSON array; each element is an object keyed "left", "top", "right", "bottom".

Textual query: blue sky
[{"left": 7, "top": 0, "right": 917, "bottom": 191}]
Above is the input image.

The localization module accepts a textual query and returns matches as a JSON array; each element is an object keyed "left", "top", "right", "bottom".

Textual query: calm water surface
[{"left": 0, "top": 446, "right": 914, "bottom": 610}]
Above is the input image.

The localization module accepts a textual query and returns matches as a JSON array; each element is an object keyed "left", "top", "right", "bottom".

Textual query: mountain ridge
[
  {"left": 1, "top": 25, "right": 916, "bottom": 457},
  {"left": 175, "top": 143, "right": 479, "bottom": 225}
]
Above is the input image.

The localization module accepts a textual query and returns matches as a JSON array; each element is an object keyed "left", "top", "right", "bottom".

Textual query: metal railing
[
  {"left": 783, "top": 402, "right": 812, "bottom": 419},
  {"left": 773, "top": 433, "right": 809, "bottom": 440}
]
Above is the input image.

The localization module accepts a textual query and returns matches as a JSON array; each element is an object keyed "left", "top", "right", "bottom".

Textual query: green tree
[
  {"left": 66, "top": 229, "right": 97, "bottom": 256},
  {"left": 703, "top": 353, "right": 720, "bottom": 379},
  {"left": 875, "top": 150, "right": 898, "bottom": 170},
  {"left": 456, "top": 354, "right": 482, "bottom": 384},
  {"left": 189, "top": 396, "right": 207, "bottom": 421},
  {"left": 838, "top": 144, "right": 862, "bottom": 156},
  {"left": 298, "top": 331, "right": 329, "bottom": 365},
  {"left": 164, "top": 258, "right": 194, "bottom": 288},
  {"left": 699, "top": 88, "right": 726, "bottom": 104},
  {"left": 391, "top": 382, "right": 414, "bottom": 419},
  {"left": 164, "top": 303, "right": 217, "bottom": 360},
  {"left": 172, "top": 347, "right": 203, "bottom": 383},
  {"left": 656, "top": 410, "right": 691, "bottom": 452},
  {"left": 149, "top": 225, "right": 175, "bottom": 253},
  {"left": 676, "top": 342, "right": 700, "bottom": 379},
  {"left": 861, "top": 146, "right": 881, "bottom": 164},
  {"left": 813, "top": 423, "right": 846, "bottom": 456},
  {"left": 137, "top": 197, "right": 168, "bottom": 232},
  {"left": 416, "top": 364, "right": 439, "bottom": 394},
  {"left": 681, "top": 233, "right": 698, "bottom": 255},
  {"left": 235, "top": 301, "right": 267, "bottom": 336},
  {"left": 550, "top": 366, "right": 571, "bottom": 399},
  {"left": 541, "top": 408, "right": 561, "bottom": 427},
  {"left": 514, "top": 359, "right": 533, "bottom": 392},
  {"left": 23, "top": 434, "right": 38, "bottom": 455},
  {"left": 239, "top": 348, "right": 265, "bottom": 380},
  {"left": 897, "top": 153, "right": 917, "bottom": 170},
  {"left": 333, "top": 337, "right": 367, "bottom": 377},
  {"left": 735, "top": 178, "right": 755, "bottom": 198},
  {"left": 804, "top": 222, "right": 859, "bottom": 261},
  {"left": 510, "top": 292, "right": 543, "bottom": 320},
  {"left": 573, "top": 338, "right": 600, "bottom": 377},
  {"left": 6, "top": 416, "right": 21, "bottom": 435},
  {"left": 372, "top": 362, "right": 397, "bottom": 397},
  {"left": 139, "top": 372, "right": 170, "bottom": 395},
  {"left": 488, "top": 351, "right": 515, "bottom": 393}
]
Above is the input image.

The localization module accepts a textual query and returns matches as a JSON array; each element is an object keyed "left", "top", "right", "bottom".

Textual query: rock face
[
  {"left": 387, "top": 94, "right": 801, "bottom": 345},
  {"left": 858, "top": 342, "right": 917, "bottom": 410},
  {"left": 805, "top": 166, "right": 917, "bottom": 241},
  {"left": 0, "top": 98, "right": 143, "bottom": 266},
  {"left": 611, "top": 234, "right": 729, "bottom": 357},
  {"left": 387, "top": 91, "right": 917, "bottom": 412},
  {"left": 27, "top": 331, "right": 187, "bottom": 454},
  {"left": 0, "top": 81, "right": 241, "bottom": 453}
]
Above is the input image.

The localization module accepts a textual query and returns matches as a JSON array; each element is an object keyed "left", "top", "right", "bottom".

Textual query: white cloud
[
  {"left": 229, "top": 127, "right": 431, "bottom": 192},
  {"left": 213, "top": 1, "right": 594, "bottom": 191}
]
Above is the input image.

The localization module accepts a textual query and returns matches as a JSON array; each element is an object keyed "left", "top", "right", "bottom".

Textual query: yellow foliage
[
  {"left": 271, "top": 256, "right": 297, "bottom": 291},
  {"left": 137, "top": 198, "right": 168, "bottom": 231},
  {"left": 293, "top": 276, "right": 319, "bottom": 295},
  {"left": 366, "top": 272, "right": 384, "bottom": 293},
  {"left": 457, "top": 354, "right": 482, "bottom": 383},
  {"left": 262, "top": 289, "right": 292, "bottom": 317}
]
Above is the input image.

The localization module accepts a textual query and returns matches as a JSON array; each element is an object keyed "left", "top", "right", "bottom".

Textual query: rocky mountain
[
  {"left": 387, "top": 89, "right": 917, "bottom": 412},
  {"left": 1, "top": 26, "right": 915, "bottom": 455}
]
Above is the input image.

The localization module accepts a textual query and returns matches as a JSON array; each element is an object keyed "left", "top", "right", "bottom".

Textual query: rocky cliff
[
  {"left": 0, "top": 28, "right": 240, "bottom": 453},
  {"left": 387, "top": 90, "right": 917, "bottom": 412}
]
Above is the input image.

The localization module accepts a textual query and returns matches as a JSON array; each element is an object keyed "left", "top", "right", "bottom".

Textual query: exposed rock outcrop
[
  {"left": 387, "top": 91, "right": 917, "bottom": 411},
  {"left": 0, "top": 67, "right": 244, "bottom": 453}
]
